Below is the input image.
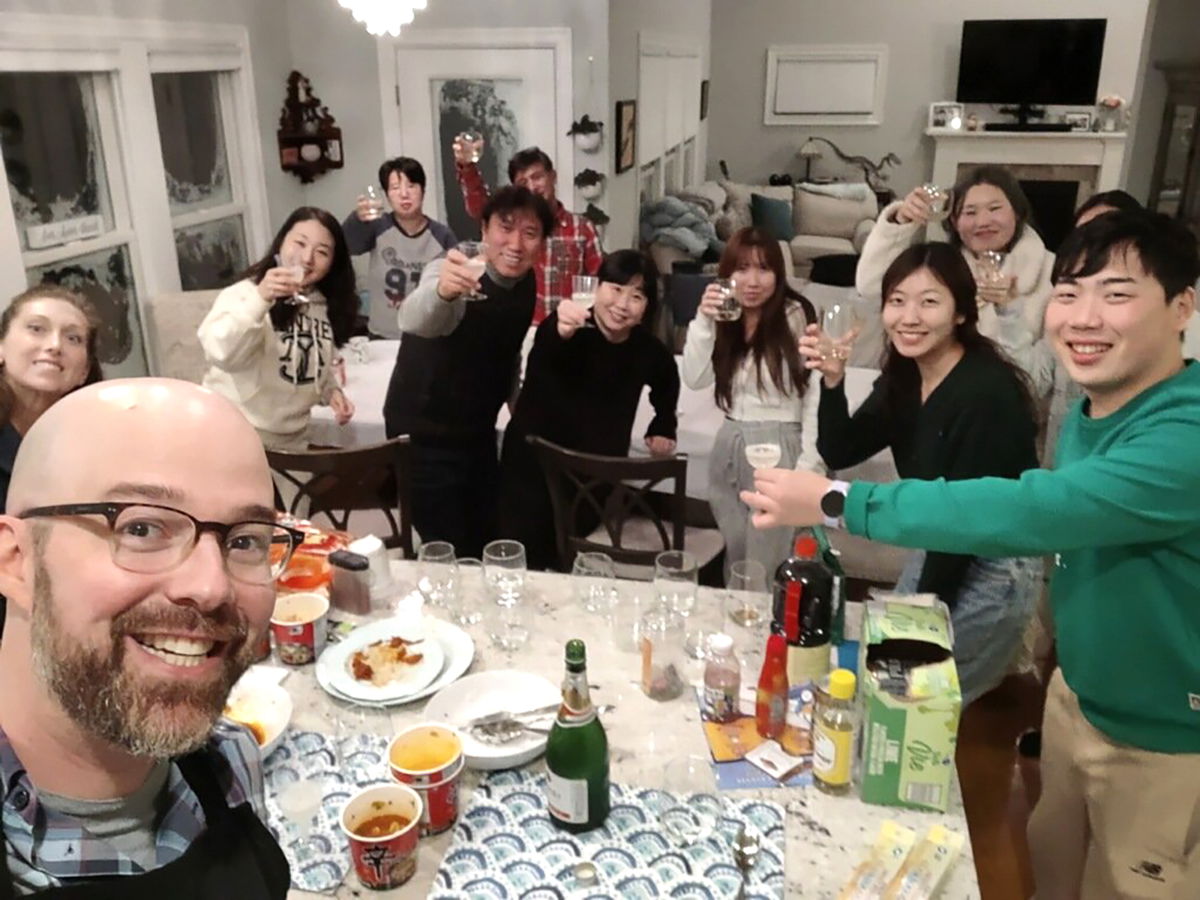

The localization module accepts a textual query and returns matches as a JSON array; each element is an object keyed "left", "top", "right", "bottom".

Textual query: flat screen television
[{"left": 956, "top": 19, "right": 1106, "bottom": 107}]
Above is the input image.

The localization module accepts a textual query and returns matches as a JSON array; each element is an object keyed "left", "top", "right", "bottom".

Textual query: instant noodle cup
[
  {"left": 340, "top": 783, "right": 422, "bottom": 890},
  {"left": 269, "top": 591, "right": 329, "bottom": 665},
  {"left": 388, "top": 724, "right": 465, "bottom": 835}
]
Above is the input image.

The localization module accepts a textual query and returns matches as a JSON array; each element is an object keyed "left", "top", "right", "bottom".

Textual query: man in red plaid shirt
[{"left": 453, "top": 138, "right": 602, "bottom": 324}]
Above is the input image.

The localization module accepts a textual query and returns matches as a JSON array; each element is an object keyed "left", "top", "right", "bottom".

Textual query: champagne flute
[
  {"left": 457, "top": 241, "right": 489, "bottom": 300},
  {"left": 274, "top": 251, "right": 308, "bottom": 306},
  {"left": 483, "top": 539, "right": 526, "bottom": 608},
  {"left": 417, "top": 541, "right": 456, "bottom": 609},
  {"left": 572, "top": 275, "right": 598, "bottom": 328},
  {"left": 572, "top": 551, "right": 616, "bottom": 613}
]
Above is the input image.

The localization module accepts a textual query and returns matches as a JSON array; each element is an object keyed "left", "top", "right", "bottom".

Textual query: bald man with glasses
[{"left": 0, "top": 379, "right": 297, "bottom": 897}]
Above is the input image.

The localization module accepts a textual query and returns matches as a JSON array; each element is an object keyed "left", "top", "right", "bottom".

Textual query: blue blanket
[{"left": 639, "top": 196, "right": 723, "bottom": 258}]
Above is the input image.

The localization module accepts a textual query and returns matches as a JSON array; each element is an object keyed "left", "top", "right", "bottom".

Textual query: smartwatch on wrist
[{"left": 820, "top": 479, "right": 850, "bottom": 529}]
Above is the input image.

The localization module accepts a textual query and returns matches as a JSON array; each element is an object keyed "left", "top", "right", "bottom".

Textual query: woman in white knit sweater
[
  {"left": 856, "top": 165, "right": 1054, "bottom": 374},
  {"left": 682, "top": 227, "right": 822, "bottom": 577},
  {"left": 198, "top": 207, "right": 358, "bottom": 451}
]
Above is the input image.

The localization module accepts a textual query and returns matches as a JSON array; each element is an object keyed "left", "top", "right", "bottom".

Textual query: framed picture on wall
[
  {"left": 615, "top": 99, "right": 637, "bottom": 174},
  {"left": 700, "top": 80, "right": 710, "bottom": 121}
]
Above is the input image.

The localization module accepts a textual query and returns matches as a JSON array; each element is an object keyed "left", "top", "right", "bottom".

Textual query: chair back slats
[
  {"left": 528, "top": 435, "right": 689, "bottom": 570},
  {"left": 266, "top": 435, "right": 414, "bottom": 557}
]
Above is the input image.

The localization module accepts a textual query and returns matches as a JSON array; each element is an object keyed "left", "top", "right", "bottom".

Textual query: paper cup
[
  {"left": 340, "top": 783, "right": 422, "bottom": 890},
  {"left": 269, "top": 591, "right": 329, "bottom": 665},
  {"left": 388, "top": 724, "right": 465, "bottom": 835}
]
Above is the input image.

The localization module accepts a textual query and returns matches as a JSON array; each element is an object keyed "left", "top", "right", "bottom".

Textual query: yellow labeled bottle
[{"left": 813, "top": 668, "right": 857, "bottom": 795}]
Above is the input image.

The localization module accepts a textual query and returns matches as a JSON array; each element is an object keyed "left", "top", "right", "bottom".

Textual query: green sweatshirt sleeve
[{"left": 844, "top": 408, "right": 1200, "bottom": 556}]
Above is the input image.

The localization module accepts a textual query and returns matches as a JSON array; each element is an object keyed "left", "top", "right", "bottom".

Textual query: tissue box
[{"left": 858, "top": 593, "right": 961, "bottom": 812}]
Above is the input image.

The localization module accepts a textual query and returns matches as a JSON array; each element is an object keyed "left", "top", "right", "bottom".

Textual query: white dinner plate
[
  {"left": 315, "top": 616, "right": 475, "bottom": 707},
  {"left": 317, "top": 618, "right": 445, "bottom": 703},
  {"left": 423, "top": 670, "right": 561, "bottom": 771},
  {"left": 222, "top": 677, "right": 292, "bottom": 758}
]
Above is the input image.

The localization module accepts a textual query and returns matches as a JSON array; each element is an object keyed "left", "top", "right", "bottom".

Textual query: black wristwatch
[{"left": 820, "top": 480, "right": 850, "bottom": 529}]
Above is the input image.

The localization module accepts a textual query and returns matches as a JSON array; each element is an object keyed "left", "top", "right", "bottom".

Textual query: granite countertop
[{"left": 287, "top": 561, "right": 981, "bottom": 899}]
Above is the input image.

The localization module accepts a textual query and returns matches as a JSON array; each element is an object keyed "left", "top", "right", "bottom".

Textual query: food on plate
[
  {"left": 353, "top": 812, "right": 412, "bottom": 839},
  {"left": 350, "top": 636, "right": 425, "bottom": 686}
]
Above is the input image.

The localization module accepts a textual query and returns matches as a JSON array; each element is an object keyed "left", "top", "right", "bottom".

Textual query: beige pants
[{"left": 1029, "top": 670, "right": 1200, "bottom": 899}]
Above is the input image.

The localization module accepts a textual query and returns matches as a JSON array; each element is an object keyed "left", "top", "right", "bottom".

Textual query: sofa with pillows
[{"left": 643, "top": 179, "right": 880, "bottom": 281}]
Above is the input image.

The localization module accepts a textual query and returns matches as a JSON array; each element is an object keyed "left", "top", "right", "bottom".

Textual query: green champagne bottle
[{"left": 545, "top": 639, "right": 610, "bottom": 832}]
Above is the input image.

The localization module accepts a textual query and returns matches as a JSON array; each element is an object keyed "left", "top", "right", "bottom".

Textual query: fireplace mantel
[{"left": 925, "top": 128, "right": 1127, "bottom": 192}]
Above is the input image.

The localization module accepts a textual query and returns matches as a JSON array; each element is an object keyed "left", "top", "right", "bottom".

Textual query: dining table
[{"left": 279, "top": 557, "right": 981, "bottom": 899}]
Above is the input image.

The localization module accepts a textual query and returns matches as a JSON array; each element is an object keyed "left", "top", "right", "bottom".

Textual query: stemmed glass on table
[
  {"left": 655, "top": 550, "right": 708, "bottom": 659},
  {"left": 484, "top": 539, "right": 530, "bottom": 653},
  {"left": 573, "top": 551, "right": 616, "bottom": 613}
]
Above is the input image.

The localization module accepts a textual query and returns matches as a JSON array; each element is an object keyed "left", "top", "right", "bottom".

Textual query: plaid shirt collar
[{"left": 1, "top": 720, "right": 264, "bottom": 888}]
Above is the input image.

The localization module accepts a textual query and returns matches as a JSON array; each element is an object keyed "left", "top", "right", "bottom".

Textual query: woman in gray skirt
[{"left": 681, "top": 227, "right": 822, "bottom": 577}]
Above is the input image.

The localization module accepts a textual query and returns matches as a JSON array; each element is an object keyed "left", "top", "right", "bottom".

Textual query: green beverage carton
[{"left": 857, "top": 592, "right": 961, "bottom": 812}]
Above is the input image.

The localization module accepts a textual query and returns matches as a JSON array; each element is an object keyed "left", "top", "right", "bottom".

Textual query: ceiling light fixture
[{"left": 337, "top": 0, "right": 427, "bottom": 37}]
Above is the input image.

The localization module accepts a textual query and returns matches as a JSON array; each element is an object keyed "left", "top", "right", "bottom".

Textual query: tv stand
[{"left": 984, "top": 122, "right": 1074, "bottom": 133}]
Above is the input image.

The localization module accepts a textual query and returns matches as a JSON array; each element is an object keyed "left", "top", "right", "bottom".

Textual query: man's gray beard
[{"left": 29, "top": 548, "right": 255, "bottom": 759}]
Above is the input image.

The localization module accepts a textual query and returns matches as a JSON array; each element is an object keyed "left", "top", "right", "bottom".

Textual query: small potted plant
[
  {"left": 583, "top": 203, "right": 609, "bottom": 227},
  {"left": 1096, "top": 94, "right": 1127, "bottom": 133},
  {"left": 574, "top": 168, "right": 606, "bottom": 201},
  {"left": 568, "top": 115, "right": 604, "bottom": 153}
]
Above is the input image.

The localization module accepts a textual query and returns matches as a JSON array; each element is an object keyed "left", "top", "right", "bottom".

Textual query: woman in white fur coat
[{"left": 856, "top": 166, "right": 1054, "bottom": 375}]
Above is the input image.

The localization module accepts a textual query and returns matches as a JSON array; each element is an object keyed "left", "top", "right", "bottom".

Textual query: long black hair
[
  {"left": 879, "top": 243, "right": 1036, "bottom": 418},
  {"left": 243, "top": 206, "right": 357, "bottom": 347},
  {"left": 711, "top": 227, "right": 815, "bottom": 413}
]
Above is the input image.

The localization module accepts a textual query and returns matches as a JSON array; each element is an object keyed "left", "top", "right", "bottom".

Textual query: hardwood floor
[{"left": 955, "top": 674, "right": 1043, "bottom": 899}]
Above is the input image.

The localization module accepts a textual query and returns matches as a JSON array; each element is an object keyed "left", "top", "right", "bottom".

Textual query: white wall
[
  {"left": 284, "top": 0, "right": 609, "bottom": 237},
  {"left": 0, "top": 0, "right": 305, "bottom": 242},
  {"left": 1124, "top": 0, "right": 1200, "bottom": 204},
  {"left": 608, "top": 0, "right": 712, "bottom": 249},
  {"left": 708, "top": 1, "right": 1153, "bottom": 196}
]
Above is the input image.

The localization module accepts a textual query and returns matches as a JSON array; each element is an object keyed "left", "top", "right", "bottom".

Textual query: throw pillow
[
  {"left": 795, "top": 187, "right": 878, "bottom": 239},
  {"left": 751, "top": 192, "right": 796, "bottom": 242}
]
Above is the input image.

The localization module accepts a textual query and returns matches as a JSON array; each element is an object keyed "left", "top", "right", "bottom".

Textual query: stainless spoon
[
  {"left": 469, "top": 704, "right": 615, "bottom": 744},
  {"left": 732, "top": 824, "right": 761, "bottom": 900}
]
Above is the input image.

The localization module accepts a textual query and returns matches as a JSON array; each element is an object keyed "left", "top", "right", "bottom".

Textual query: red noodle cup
[
  {"left": 340, "top": 783, "right": 422, "bottom": 890},
  {"left": 387, "top": 724, "right": 465, "bottom": 835},
  {"left": 269, "top": 591, "right": 329, "bottom": 665}
]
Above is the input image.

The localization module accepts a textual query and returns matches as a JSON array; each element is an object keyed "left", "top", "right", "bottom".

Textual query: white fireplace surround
[{"left": 926, "top": 129, "right": 1127, "bottom": 197}]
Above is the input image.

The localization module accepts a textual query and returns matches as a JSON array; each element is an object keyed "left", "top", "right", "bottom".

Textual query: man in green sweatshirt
[{"left": 743, "top": 210, "right": 1199, "bottom": 899}]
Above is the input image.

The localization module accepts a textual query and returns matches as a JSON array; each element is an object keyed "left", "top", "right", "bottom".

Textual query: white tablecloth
[{"left": 309, "top": 333, "right": 897, "bottom": 502}]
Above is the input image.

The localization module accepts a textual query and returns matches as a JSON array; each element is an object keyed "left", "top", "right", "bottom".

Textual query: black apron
[{"left": 1, "top": 751, "right": 290, "bottom": 898}]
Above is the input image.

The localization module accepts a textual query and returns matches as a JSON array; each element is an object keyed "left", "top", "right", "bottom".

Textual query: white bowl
[{"left": 222, "top": 677, "right": 293, "bottom": 758}]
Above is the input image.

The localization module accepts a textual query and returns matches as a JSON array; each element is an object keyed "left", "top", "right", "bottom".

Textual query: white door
[{"left": 386, "top": 31, "right": 572, "bottom": 240}]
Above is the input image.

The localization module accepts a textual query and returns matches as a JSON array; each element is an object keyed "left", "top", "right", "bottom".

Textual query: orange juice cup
[
  {"left": 269, "top": 591, "right": 329, "bottom": 665},
  {"left": 340, "top": 784, "right": 422, "bottom": 890},
  {"left": 387, "top": 724, "right": 466, "bottom": 835}
]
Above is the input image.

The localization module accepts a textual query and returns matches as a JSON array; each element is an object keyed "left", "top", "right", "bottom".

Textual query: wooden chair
[
  {"left": 267, "top": 436, "right": 414, "bottom": 557},
  {"left": 528, "top": 435, "right": 724, "bottom": 584}
]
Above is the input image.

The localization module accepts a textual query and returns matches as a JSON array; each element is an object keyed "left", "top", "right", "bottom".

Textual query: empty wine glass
[
  {"left": 921, "top": 184, "right": 951, "bottom": 222},
  {"left": 487, "top": 602, "right": 531, "bottom": 654},
  {"left": 277, "top": 779, "right": 324, "bottom": 847},
  {"left": 456, "top": 241, "right": 489, "bottom": 301},
  {"left": 449, "top": 557, "right": 484, "bottom": 625},
  {"left": 725, "top": 560, "right": 768, "bottom": 628},
  {"left": 483, "top": 539, "right": 526, "bottom": 608},
  {"left": 658, "top": 754, "right": 720, "bottom": 845},
  {"left": 819, "top": 300, "right": 865, "bottom": 361},
  {"left": 363, "top": 184, "right": 387, "bottom": 221},
  {"left": 572, "top": 275, "right": 599, "bottom": 328},
  {"left": 743, "top": 421, "right": 783, "bottom": 471},
  {"left": 573, "top": 551, "right": 616, "bottom": 613},
  {"left": 654, "top": 550, "right": 705, "bottom": 657},
  {"left": 417, "top": 541, "right": 456, "bottom": 609},
  {"left": 274, "top": 250, "right": 308, "bottom": 306},
  {"left": 712, "top": 278, "right": 741, "bottom": 321}
]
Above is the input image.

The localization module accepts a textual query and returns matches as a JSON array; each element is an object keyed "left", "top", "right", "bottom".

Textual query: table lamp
[{"left": 798, "top": 139, "right": 823, "bottom": 182}]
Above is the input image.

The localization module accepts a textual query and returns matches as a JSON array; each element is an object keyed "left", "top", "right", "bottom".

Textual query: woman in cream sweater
[
  {"left": 856, "top": 165, "right": 1054, "bottom": 375},
  {"left": 682, "top": 227, "right": 822, "bottom": 577},
  {"left": 198, "top": 207, "right": 357, "bottom": 451}
]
